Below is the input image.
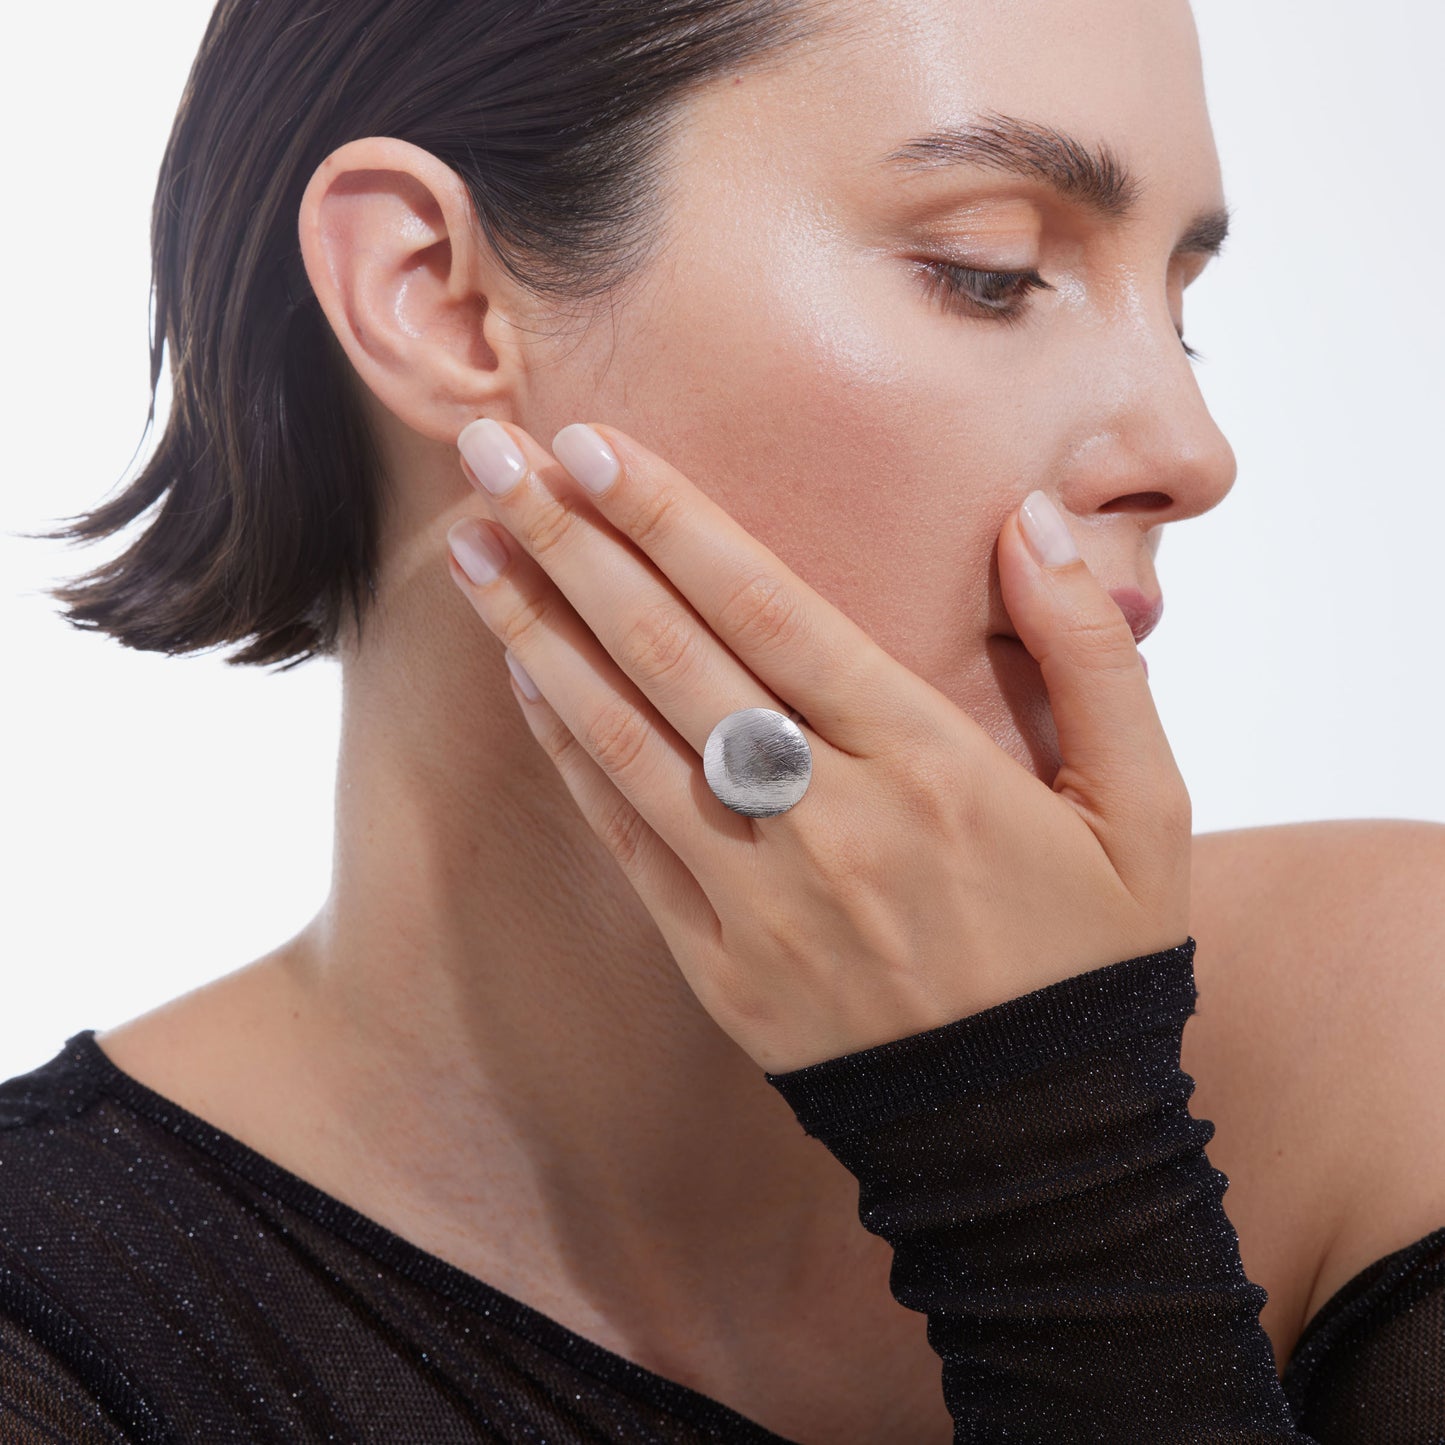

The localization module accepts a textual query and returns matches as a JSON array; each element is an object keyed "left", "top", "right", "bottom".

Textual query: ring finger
[
  {"left": 445, "top": 502, "right": 759, "bottom": 867},
  {"left": 455, "top": 420, "right": 814, "bottom": 760}
]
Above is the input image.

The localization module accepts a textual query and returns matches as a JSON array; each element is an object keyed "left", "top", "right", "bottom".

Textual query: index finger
[{"left": 549, "top": 422, "right": 925, "bottom": 756}]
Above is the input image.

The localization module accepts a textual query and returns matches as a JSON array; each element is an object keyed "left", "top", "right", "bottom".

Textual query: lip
[
  {"left": 992, "top": 588, "right": 1163, "bottom": 648},
  {"left": 1106, "top": 587, "right": 1165, "bottom": 645}
]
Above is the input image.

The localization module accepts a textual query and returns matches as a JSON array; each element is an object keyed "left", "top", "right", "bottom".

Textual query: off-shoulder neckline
[{"left": 57, "top": 1027, "right": 800, "bottom": 1445}]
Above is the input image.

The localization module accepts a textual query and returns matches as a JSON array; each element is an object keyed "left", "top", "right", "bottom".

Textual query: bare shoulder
[{"left": 1185, "top": 818, "right": 1445, "bottom": 1357}]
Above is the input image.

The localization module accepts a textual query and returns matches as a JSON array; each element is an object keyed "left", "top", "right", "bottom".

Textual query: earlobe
[{"left": 297, "top": 135, "right": 523, "bottom": 443}]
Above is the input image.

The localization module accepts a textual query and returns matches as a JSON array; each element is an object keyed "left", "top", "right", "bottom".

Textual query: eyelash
[{"left": 918, "top": 260, "right": 1203, "bottom": 361}]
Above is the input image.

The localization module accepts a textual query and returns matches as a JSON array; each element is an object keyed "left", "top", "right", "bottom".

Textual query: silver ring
[{"left": 703, "top": 707, "right": 812, "bottom": 818}]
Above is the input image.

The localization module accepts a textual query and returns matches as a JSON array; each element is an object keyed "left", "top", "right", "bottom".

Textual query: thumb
[{"left": 996, "top": 490, "right": 1184, "bottom": 837}]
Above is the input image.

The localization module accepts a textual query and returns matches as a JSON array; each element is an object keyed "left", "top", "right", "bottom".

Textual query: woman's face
[{"left": 509, "top": 0, "right": 1236, "bottom": 780}]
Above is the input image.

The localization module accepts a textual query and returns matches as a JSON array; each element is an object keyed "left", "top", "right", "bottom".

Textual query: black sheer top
[{"left": 1, "top": 940, "right": 1440, "bottom": 1442}]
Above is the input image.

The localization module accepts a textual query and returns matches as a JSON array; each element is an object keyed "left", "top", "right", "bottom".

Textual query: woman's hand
[{"left": 445, "top": 418, "right": 1191, "bottom": 1073}]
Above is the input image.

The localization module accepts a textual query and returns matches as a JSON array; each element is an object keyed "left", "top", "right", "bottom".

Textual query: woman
[{"left": 1, "top": 0, "right": 1440, "bottom": 1440}]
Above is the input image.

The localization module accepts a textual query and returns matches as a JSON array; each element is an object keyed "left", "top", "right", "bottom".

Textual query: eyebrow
[{"left": 880, "top": 110, "right": 1231, "bottom": 257}]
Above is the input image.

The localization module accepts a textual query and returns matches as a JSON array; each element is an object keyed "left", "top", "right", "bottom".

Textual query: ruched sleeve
[{"left": 764, "top": 938, "right": 1317, "bottom": 1442}]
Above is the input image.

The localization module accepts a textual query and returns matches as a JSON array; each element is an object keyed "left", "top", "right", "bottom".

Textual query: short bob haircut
[{"left": 36, "top": 0, "right": 829, "bottom": 671}]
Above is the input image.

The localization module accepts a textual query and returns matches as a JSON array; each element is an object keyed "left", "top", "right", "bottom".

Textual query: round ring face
[{"left": 703, "top": 708, "right": 813, "bottom": 818}]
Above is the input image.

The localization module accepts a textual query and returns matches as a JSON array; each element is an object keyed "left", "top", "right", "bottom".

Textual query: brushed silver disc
[{"left": 703, "top": 707, "right": 812, "bottom": 818}]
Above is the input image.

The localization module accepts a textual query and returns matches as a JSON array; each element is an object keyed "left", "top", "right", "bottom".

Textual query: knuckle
[
  {"left": 1061, "top": 610, "right": 1141, "bottom": 676},
  {"left": 535, "top": 708, "right": 583, "bottom": 766},
  {"left": 525, "top": 493, "right": 585, "bottom": 562},
  {"left": 495, "top": 588, "right": 555, "bottom": 654},
  {"left": 596, "top": 798, "right": 650, "bottom": 871},
  {"left": 717, "top": 571, "right": 810, "bottom": 658},
  {"left": 581, "top": 696, "right": 653, "bottom": 780},
  {"left": 626, "top": 482, "right": 684, "bottom": 556},
  {"left": 624, "top": 599, "right": 703, "bottom": 690}
]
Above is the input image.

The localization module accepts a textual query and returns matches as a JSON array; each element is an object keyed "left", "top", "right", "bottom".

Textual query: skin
[{"left": 96, "top": 1, "right": 1441, "bottom": 1440}]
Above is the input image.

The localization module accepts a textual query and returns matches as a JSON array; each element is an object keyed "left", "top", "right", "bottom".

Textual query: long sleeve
[
  {"left": 4, "top": 1006, "right": 1436, "bottom": 1441},
  {"left": 764, "top": 937, "right": 1312, "bottom": 1442}
]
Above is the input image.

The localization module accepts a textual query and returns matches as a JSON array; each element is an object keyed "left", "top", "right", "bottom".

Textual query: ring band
[{"left": 703, "top": 707, "right": 812, "bottom": 818}]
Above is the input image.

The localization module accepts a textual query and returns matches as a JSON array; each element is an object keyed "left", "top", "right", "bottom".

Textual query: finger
[
  {"left": 445, "top": 514, "right": 756, "bottom": 879},
  {"left": 499, "top": 643, "right": 722, "bottom": 959},
  {"left": 456, "top": 418, "right": 796, "bottom": 763},
  {"left": 472, "top": 417, "right": 936, "bottom": 757},
  {"left": 995, "top": 490, "right": 1190, "bottom": 851}
]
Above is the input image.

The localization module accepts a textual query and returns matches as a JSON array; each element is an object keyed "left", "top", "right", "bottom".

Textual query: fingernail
[
  {"left": 458, "top": 418, "right": 527, "bottom": 496},
  {"left": 505, "top": 648, "right": 541, "bottom": 700},
  {"left": 552, "top": 423, "right": 620, "bottom": 495},
  {"left": 448, "top": 518, "right": 507, "bottom": 585},
  {"left": 1019, "top": 490, "right": 1080, "bottom": 568}
]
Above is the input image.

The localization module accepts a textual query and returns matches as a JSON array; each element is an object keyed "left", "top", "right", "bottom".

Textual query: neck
[{"left": 285, "top": 596, "right": 866, "bottom": 1330}]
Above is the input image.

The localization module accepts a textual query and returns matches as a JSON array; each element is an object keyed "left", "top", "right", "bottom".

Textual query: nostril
[{"left": 1099, "top": 492, "right": 1172, "bottom": 513}]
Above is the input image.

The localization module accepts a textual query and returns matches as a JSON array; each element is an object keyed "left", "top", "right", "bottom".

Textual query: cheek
[{"left": 562, "top": 243, "right": 1061, "bottom": 776}]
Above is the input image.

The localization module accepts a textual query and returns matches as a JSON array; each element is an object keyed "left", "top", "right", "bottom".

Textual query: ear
[{"left": 297, "top": 135, "right": 530, "bottom": 445}]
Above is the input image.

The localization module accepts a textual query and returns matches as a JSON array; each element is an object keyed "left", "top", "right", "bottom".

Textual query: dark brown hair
[{"left": 31, "top": 0, "right": 827, "bottom": 671}]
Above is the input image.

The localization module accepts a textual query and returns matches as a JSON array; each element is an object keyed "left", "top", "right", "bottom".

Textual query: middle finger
[{"left": 457, "top": 418, "right": 799, "bottom": 759}]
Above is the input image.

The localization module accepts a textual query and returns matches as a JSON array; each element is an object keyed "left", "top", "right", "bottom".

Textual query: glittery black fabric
[{"left": 0, "top": 938, "right": 1440, "bottom": 1442}]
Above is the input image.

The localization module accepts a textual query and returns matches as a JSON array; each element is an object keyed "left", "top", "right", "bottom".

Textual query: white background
[{"left": 2, "top": 4, "right": 1441, "bottom": 1079}]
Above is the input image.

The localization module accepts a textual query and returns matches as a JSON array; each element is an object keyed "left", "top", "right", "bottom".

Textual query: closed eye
[
  {"left": 917, "top": 258, "right": 1204, "bottom": 360},
  {"left": 917, "top": 260, "right": 1054, "bottom": 328}
]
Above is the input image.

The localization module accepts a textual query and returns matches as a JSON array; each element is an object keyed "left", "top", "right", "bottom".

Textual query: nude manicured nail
[
  {"left": 1019, "top": 490, "right": 1080, "bottom": 568},
  {"left": 448, "top": 518, "right": 506, "bottom": 585},
  {"left": 505, "top": 649, "right": 541, "bottom": 700},
  {"left": 552, "top": 423, "right": 620, "bottom": 495},
  {"left": 458, "top": 418, "right": 527, "bottom": 496}
]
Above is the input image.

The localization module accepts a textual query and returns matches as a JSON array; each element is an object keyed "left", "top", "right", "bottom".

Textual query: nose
[{"left": 1059, "top": 302, "right": 1238, "bottom": 530}]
